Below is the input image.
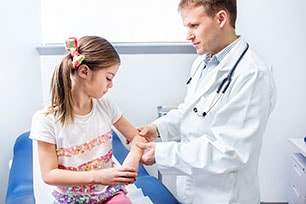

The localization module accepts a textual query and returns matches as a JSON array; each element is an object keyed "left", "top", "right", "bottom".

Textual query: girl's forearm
[
  {"left": 122, "top": 135, "right": 147, "bottom": 170},
  {"left": 42, "top": 169, "right": 97, "bottom": 186},
  {"left": 42, "top": 166, "right": 137, "bottom": 186}
]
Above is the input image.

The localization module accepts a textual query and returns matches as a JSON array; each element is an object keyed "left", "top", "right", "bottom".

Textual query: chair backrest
[{"left": 6, "top": 131, "right": 35, "bottom": 204}]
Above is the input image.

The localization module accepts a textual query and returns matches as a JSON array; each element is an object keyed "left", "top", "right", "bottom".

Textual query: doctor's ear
[{"left": 216, "top": 10, "right": 227, "bottom": 28}]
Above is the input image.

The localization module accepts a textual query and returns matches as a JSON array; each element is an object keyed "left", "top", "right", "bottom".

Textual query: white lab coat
[{"left": 153, "top": 38, "right": 276, "bottom": 204}]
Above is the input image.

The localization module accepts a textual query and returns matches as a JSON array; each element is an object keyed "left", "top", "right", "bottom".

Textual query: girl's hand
[{"left": 96, "top": 166, "right": 137, "bottom": 186}]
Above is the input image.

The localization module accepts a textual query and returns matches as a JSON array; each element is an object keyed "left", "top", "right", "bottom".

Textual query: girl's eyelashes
[
  {"left": 106, "top": 76, "right": 113, "bottom": 81},
  {"left": 105, "top": 72, "right": 115, "bottom": 81}
]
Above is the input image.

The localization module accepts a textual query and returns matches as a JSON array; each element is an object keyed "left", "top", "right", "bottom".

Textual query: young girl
[{"left": 30, "top": 36, "right": 146, "bottom": 204}]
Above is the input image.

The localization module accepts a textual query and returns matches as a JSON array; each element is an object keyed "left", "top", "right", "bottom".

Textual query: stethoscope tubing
[
  {"left": 190, "top": 42, "right": 250, "bottom": 118},
  {"left": 218, "top": 43, "right": 249, "bottom": 94}
]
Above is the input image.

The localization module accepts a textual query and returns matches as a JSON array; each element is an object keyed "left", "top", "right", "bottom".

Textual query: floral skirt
[{"left": 53, "top": 185, "right": 123, "bottom": 204}]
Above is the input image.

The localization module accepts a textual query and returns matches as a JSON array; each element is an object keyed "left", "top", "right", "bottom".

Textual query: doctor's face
[{"left": 181, "top": 5, "right": 221, "bottom": 55}]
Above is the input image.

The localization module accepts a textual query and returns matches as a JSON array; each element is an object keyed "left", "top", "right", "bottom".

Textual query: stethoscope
[{"left": 187, "top": 43, "right": 249, "bottom": 118}]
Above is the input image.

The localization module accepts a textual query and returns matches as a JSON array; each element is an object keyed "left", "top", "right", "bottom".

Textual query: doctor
[{"left": 137, "top": 0, "right": 276, "bottom": 203}]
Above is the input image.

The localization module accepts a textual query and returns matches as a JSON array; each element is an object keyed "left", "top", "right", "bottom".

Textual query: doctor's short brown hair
[{"left": 178, "top": 0, "right": 237, "bottom": 28}]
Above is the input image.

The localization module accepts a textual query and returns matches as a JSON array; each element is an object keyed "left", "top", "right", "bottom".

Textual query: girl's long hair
[{"left": 46, "top": 36, "right": 120, "bottom": 126}]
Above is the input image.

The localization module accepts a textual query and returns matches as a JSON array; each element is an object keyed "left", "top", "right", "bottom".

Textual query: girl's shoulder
[
  {"left": 95, "top": 94, "right": 117, "bottom": 109},
  {"left": 30, "top": 107, "right": 57, "bottom": 143},
  {"left": 94, "top": 95, "right": 122, "bottom": 123},
  {"left": 32, "top": 106, "right": 55, "bottom": 121}
]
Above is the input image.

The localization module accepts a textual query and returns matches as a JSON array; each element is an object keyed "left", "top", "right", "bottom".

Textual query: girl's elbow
[
  {"left": 41, "top": 173, "right": 53, "bottom": 185},
  {"left": 41, "top": 170, "right": 57, "bottom": 185}
]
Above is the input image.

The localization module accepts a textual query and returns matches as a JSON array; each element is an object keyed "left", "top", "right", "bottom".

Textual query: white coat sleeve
[
  {"left": 153, "top": 104, "right": 184, "bottom": 142},
  {"left": 154, "top": 64, "right": 276, "bottom": 176}
]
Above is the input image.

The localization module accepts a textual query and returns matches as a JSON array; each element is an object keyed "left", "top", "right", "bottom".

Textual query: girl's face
[{"left": 87, "top": 64, "right": 120, "bottom": 99}]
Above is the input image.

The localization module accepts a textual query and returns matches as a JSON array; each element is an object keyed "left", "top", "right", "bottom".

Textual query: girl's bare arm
[
  {"left": 37, "top": 141, "right": 137, "bottom": 186},
  {"left": 113, "top": 116, "right": 149, "bottom": 170}
]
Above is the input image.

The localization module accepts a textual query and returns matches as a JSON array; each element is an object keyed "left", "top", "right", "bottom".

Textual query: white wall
[
  {"left": 2, "top": 0, "right": 306, "bottom": 203},
  {"left": 41, "top": 0, "right": 185, "bottom": 43},
  {"left": 236, "top": 1, "right": 306, "bottom": 202},
  {"left": 0, "top": 0, "right": 43, "bottom": 202}
]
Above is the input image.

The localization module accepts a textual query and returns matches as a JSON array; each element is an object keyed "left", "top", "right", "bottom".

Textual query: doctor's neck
[{"left": 210, "top": 34, "right": 238, "bottom": 56}]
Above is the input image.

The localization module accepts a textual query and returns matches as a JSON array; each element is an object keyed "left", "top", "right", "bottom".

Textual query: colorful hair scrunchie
[{"left": 65, "top": 37, "right": 85, "bottom": 69}]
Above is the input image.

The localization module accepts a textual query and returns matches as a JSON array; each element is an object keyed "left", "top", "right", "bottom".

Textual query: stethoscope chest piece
[{"left": 193, "top": 107, "right": 207, "bottom": 117}]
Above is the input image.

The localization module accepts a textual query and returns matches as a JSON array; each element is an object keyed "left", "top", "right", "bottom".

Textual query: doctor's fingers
[
  {"left": 140, "top": 147, "right": 156, "bottom": 165},
  {"left": 136, "top": 126, "right": 144, "bottom": 132},
  {"left": 138, "top": 124, "right": 159, "bottom": 141},
  {"left": 136, "top": 141, "right": 155, "bottom": 150}
]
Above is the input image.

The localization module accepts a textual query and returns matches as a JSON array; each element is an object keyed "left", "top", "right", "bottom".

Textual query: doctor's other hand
[
  {"left": 138, "top": 124, "right": 159, "bottom": 142},
  {"left": 136, "top": 142, "right": 156, "bottom": 165}
]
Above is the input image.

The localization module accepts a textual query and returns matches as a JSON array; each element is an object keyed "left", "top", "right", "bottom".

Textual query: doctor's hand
[
  {"left": 137, "top": 124, "right": 159, "bottom": 142},
  {"left": 136, "top": 142, "right": 156, "bottom": 165}
]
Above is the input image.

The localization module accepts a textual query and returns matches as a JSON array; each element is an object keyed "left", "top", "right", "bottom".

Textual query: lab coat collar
[
  {"left": 186, "top": 38, "right": 249, "bottom": 110},
  {"left": 216, "top": 37, "right": 247, "bottom": 72}
]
